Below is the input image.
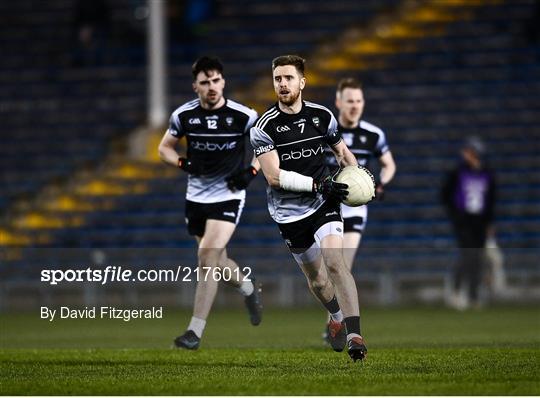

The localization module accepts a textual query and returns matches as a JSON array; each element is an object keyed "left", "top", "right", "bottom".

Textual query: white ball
[{"left": 335, "top": 166, "right": 376, "bottom": 206}]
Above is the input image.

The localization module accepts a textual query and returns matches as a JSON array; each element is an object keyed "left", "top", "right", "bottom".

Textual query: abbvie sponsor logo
[
  {"left": 280, "top": 145, "right": 324, "bottom": 161},
  {"left": 191, "top": 141, "right": 237, "bottom": 151}
]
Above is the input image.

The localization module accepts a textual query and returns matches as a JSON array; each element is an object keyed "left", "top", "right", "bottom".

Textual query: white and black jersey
[
  {"left": 168, "top": 98, "right": 258, "bottom": 203},
  {"left": 250, "top": 101, "right": 341, "bottom": 224},
  {"left": 325, "top": 119, "right": 390, "bottom": 232},
  {"left": 325, "top": 120, "right": 389, "bottom": 168}
]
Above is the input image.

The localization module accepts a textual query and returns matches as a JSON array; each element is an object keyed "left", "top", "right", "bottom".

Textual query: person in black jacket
[{"left": 441, "top": 137, "right": 496, "bottom": 309}]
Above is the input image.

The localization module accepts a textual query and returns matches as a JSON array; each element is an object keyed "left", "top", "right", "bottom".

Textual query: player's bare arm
[
  {"left": 378, "top": 150, "right": 396, "bottom": 185},
  {"left": 330, "top": 140, "right": 357, "bottom": 168},
  {"left": 158, "top": 131, "right": 182, "bottom": 167},
  {"left": 158, "top": 130, "right": 197, "bottom": 174},
  {"left": 256, "top": 150, "right": 280, "bottom": 188},
  {"left": 375, "top": 150, "right": 396, "bottom": 198},
  {"left": 250, "top": 156, "right": 261, "bottom": 172}
]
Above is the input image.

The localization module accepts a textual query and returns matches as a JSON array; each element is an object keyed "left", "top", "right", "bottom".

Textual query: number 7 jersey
[{"left": 250, "top": 101, "right": 342, "bottom": 223}]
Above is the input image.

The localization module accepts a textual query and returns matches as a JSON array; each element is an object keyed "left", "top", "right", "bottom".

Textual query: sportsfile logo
[
  {"left": 191, "top": 141, "right": 237, "bottom": 151},
  {"left": 255, "top": 144, "right": 275, "bottom": 155},
  {"left": 280, "top": 145, "right": 324, "bottom": 161}
]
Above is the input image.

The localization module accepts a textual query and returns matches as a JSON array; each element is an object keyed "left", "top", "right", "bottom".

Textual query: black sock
[
  {"left": 344, "top": 316, "right": 361, "bottom": 336},
  {"left": 323, "top": 295, "right": 340, "bottom": 314}
]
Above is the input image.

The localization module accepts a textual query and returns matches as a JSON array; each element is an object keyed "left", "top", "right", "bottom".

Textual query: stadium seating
[
  {"left": 0, "top": 0, "right": 146, "bottom": 210},
  {"left": 1, "top": 0, "right": 395, "bottom": 243}
]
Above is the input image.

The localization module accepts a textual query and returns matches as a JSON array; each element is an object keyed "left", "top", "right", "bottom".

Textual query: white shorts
[
  {"left": 341, "top": 203, "right": 368, "bottom": 233},
  {"left": 291, "top": 221, "right": 344, "bottom": 265}
]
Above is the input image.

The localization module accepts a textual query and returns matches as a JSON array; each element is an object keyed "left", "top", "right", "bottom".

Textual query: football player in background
[
  {"left": 251, "top": 55, "right": 367, "bottom": 361},
  {"left": 158, "top": 56, "right": 262, "bottom": 350},
  {"left": 323, "top": 77, "right": 396, "bottom": 342}
]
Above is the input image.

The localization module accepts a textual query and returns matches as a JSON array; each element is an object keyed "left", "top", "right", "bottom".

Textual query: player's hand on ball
[
  {"left": 335, "top": 165, "right": 376, "bottom": 206},
  {"left": 178, "top": 157, "right": 201, "bottom": 175},
  {"left": 226, "top": 166, "right": 258, "bottom": 191},
  {"left": 314, "top": 175, "right": 349, "bottom": 202}
]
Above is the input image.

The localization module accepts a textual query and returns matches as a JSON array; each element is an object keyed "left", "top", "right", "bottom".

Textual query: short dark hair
[
  {"left": 336, "top": 77, "right": 362, "bottom": 93},
  {"left": 272, "top": 55, "right": 305, "bottom": 76},
  {"left": 192, "top": 56, "right": 224, "bottom": 80}
]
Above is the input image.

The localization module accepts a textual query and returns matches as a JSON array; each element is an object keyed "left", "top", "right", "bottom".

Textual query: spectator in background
[
  {"left": 72, "top": 0, "right": 111, "bottom": 67},
  {"left": 441, "top": 137, "right": 496, "bottom": 310}
]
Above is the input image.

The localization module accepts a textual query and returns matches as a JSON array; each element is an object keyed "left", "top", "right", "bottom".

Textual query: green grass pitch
[{"left": 1, "top": 306, "right": 539, "bottom": 395}]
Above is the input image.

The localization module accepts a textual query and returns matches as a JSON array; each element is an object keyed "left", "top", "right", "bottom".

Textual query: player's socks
[
  {"left": 326, "top": 319, "right": 347, "bottom": 352},
  {"left": 344, "top": 316, "right": 367, "bottom": 361},
  {"left": 236, "top": 279, "right": 254, "bottom": 296},
  {"left": 330, "top": 310, "right": 344, "bottom": 322},
  {"left": 187, "top": 316, "right": 206, "bottom": 338},
  {"left": 344, "top": 316, "right": 361, "bottom": 341},
  {"left": 324, "top": 295, "right": 343, "bottom": 322},
  {"left": 243, "top": 278, "right": 262, "bottom": 325}
]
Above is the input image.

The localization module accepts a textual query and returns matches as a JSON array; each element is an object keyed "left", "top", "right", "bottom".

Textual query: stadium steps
[
  {"left": 235, "top": 0, "right": 505, "bottom": 109},
  {"left": 1, "top": 154, "right": 178, "bottom": 247}
]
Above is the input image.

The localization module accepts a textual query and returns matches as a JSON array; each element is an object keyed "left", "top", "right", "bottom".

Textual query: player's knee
[
  {"left": 197, "top": 247, "right": 222, "bottom": 267},
  {"left": 309, "top": 271, "right": 327, "bottom": 293},
  {"left": 324, "top": 258, "right": 345, "bottom": 276}
]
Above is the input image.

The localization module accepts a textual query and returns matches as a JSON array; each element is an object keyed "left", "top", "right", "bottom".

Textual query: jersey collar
[
  {"left": 199, "top": 97, "right": 228, "bottom": 112},
  {"left": 275, "top": 100, "right": 305, "bottom": 115}
]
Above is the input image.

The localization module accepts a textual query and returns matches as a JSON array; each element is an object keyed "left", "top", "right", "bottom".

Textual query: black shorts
[
  {"left": 185, "top": 199, "right": 244, "bottom": 237},
  {"left": 277, "top": 200, "right": 343, "bottom": 250},
  {"left": 343, "top": 216, "right": 366, "bottom": 233}
]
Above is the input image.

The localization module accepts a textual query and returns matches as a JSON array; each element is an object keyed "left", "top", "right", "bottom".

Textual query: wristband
[{"left": 279, "top": 170, "right": 313, "bottom": 192}]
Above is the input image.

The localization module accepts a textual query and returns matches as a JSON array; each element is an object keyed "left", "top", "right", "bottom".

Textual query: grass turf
[{"left": 1, "top": 306, "right": 539, "bottom": 395}]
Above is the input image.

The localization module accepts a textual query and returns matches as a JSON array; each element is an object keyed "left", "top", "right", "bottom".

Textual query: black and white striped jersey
[
  {"left": 168, "top": 98, "right": 258, "bottom": 203},
  {"left": 250, "top": 101, "right": 341, "bottom": 223},
  {"left": 325, "top": 119, "right": 389, "bottom": 168}
]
